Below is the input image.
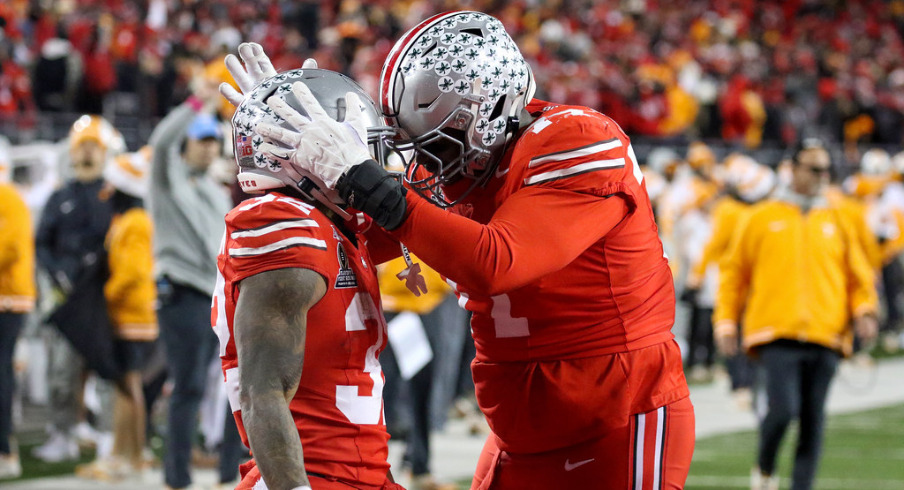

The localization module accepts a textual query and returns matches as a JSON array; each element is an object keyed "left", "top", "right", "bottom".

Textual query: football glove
[
  {"left": 256, "top": 81, "right": 372, "bottom": 188},
  {"left": 256, "top": 81, "right": 409, "bottom": 230},
  {"left": 219, "top": 42, "right": 317, "bottom": 107}
]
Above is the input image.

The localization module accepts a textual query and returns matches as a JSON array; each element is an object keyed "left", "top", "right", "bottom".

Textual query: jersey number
[
  {"left": 336, "top": 292, "right": 386, "bottom": 424},
  {"left": 490, "top": 293, "right": 529, "bottom": 338},
  {"left": 450, "top": 279, "right": 530, "bottom": 339}
]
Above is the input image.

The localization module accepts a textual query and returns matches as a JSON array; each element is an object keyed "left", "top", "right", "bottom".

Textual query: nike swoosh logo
[
  {"left": 564, "top": 458, "right": 595, "bottom": 471},
  {"left": 495, "top": 167, "right": 510, "bottom": 178}
]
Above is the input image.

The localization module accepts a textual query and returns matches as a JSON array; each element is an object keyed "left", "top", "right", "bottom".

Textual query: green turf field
[
  {"left": 687, "top": 403, "right": 904, "bottom": 489},
  {"left": 9, "top": 404, "right": 904, "bottom": 488},
  {"left": 5, "top": 429, "right": 96, "bottom": 482},
  {"left": 454, "top": 403, "right": 904, "bottom": 489}
]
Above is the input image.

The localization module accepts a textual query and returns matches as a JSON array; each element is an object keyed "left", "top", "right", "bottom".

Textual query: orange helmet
[
  {"left": 860, "top": 148, "right": 891, "bottom": 177},
  {"left": 69, "top": 115, "right": 125, "bottom": 155},
  {"left": 723, "top": 153, "right": 776, "bottom": 203},
  {"left": 686, "top": 141, "right": 716, "bottom": 173}
]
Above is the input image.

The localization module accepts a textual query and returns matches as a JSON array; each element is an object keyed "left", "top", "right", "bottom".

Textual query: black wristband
[{"left": 337, "top": 159, "right": 409, "bottom": 230}]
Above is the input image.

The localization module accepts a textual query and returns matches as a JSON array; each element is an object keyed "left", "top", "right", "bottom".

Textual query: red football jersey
[
  {"left": 212, "top": 192, "right": 391, "bottom": 487},
  {"left": 384, "top": 99, "right": 688, "bottom": 453},
  {"left": 459, "top": 99, "right": 677, "bottom": 361}
]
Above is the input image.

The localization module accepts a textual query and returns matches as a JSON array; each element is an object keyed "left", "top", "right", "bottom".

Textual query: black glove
[{"left": 337, "top": 159, "right": 409, "bottom": 230}]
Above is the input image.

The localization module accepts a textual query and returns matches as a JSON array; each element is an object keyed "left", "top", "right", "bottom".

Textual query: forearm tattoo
[{"left": 234, "top": 268, "right": 325, "bottom": 490}]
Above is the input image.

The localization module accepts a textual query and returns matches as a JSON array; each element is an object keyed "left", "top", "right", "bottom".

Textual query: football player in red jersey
[
  {"left": 230, "top": 10, "right": 695, "bottom": 488},
  {"left": 212, "top": 60, "right": 404, "bottom": 490}
]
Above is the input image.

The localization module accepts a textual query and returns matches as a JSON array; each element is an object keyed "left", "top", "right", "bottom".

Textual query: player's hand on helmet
[
  {"left": 256, "top": 81, "right": 373, "bottom": 189},
  {"left": 255, "top": 79, "right": 409, "bottom": 231},
  {"left": 220, "top": 42, "right": 318, "bottom": 107}
]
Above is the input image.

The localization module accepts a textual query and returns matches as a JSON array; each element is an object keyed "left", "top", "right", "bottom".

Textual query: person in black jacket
[
  {"left": 32, "top": 115, "right": 121, "bottom": 462},
  {"left": 33, "top": 27, "right": 82, "bottom": 113}
]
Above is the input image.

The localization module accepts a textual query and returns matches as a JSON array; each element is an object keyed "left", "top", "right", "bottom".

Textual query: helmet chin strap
[
  {"left": 310, "top": 188, "right": 353, "bottom": 220},
  {"left": 295, "top": 173, "right": 353, "bottom": 220}
]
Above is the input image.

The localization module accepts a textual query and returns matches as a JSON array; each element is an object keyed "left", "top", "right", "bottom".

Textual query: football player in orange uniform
[
  {"left": 213, "top": 65, "right": 403, "bottom": 490},
  {"left": 231, "top": 11, "right": 695, "bottom": 489}
]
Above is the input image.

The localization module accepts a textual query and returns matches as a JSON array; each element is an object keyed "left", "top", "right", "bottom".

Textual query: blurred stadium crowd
[
  {"left": 1, "top": 0, "right": 904, "bottom": 488},
  {"left": 2, "top": 0, "right": 904, "bottom": 156}
]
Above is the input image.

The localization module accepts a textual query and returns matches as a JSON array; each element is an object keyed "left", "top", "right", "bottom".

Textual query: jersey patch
[{"left": 334, "top": 243, "right": 358, "bottom": 289}]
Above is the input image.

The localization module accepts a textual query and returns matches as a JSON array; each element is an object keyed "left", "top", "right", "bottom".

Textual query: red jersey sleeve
[
  {"left": 395, "top": 186, "right": 628, "bottom": 295},
  {"left": 361, "top": 223, "right": 403, "bottom": 266},
  {"left": 390, "top": 106, "right": 640, "bottom": 295},
  {"left": 223, "top": 194, "right": 333, "bottom": 284},
  {"left": 504, "top": 104, "right": 641, "bottom": 206}
]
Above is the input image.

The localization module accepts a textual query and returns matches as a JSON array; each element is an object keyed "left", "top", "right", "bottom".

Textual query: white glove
[
  {"left": 219, "top": 41, "right": 318, "bottom": 107},
  {"left": 255, "top": 81, "right": 373, "bottom": 189}
]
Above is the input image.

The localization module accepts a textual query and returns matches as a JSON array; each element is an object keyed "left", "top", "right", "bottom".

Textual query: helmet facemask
[{"left": 392, "top": 105, "right": 496, "bottom": 207}]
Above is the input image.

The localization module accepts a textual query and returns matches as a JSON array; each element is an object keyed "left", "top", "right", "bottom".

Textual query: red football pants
[{"left": 471, "top": 396, "right": 695, "bottom": 490}]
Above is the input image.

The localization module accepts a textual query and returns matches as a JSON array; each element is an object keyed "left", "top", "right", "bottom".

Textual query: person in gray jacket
[{"left": 148, "top": 77, "right": 242, "bottom": 490}]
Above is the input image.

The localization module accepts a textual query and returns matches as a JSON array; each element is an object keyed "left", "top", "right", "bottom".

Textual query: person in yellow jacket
[
  {"left": 378, "top": 255, "right": 467, "bottom": 490},
  {"left": 713, "top": 139, "right": 878, "bottom": 490},
  {"left": 75, "top": 147, "right": 158, "bottom": 480},
  {"left": 0, "top": 137, "right": 36, "bottom": 479}
]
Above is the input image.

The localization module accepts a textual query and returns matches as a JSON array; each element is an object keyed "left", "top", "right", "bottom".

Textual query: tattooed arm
[{"left": 233, "top": 267, "right": 327, "bottom": 490}]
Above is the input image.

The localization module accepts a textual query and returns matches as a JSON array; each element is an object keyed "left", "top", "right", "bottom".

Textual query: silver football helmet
[
  {"left": 233, "top": 68, "right": 394, "bottom": 215},
  {"left": 380, "top": 11, "right": 536, "bottom": 207}
]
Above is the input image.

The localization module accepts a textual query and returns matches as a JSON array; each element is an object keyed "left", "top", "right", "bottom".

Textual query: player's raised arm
[{"left": 233, "top": 267, "right": 326, "bottom": 490}]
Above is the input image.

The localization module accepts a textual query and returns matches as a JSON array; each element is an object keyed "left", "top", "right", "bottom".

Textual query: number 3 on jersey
[{"left": 336, "top": 292, "right": 386, "bottom": 425}]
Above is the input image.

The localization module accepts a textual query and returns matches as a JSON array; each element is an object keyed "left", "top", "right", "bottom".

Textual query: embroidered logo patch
[{"left": 334, "top": 243, "right": 358, "bottom": 289}]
